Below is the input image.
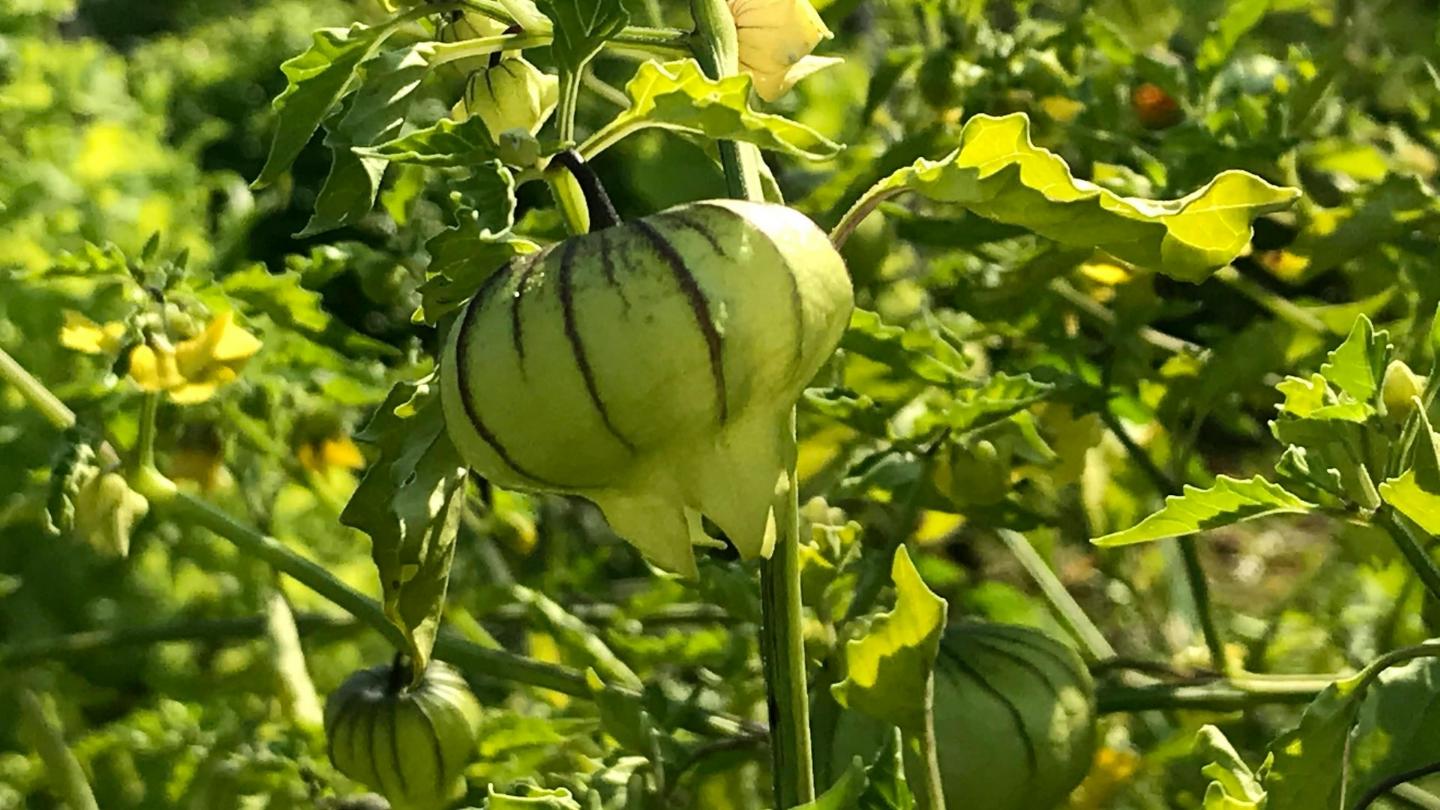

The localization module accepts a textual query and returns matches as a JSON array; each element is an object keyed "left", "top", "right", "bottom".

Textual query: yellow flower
[
  {"left": 127, "top": 312, "right": 262, "bottom": 404},
  {"left": 297, "top": 435, "right": 365, "bottom": 474},
  {"left": 729, "top": 0, "right": 839, "bottom": 101},
  {"left": 60, "top": 311, "right": 126, "bottom": 355}
]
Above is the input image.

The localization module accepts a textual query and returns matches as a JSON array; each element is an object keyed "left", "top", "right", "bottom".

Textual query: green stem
[
  {"left": 0, "top": 614, "right": 358, "bottom": 668},
  {"left": 1094, "top": 678, "right": 1326, "bottom": 713},
  {"left": 557, "top": 72, "right": 582, "bottom": 145},
  {"left": 759, "top": 458, "right": 817, "bottom": 806},
  {"left": 0, "top": 344, "right": 76, "bottom": 429},
  {"left": 264, "top": 587, "right": 325, "bottom": 732},
  {"left": 1099, "top": 406, "right": 1228, "bottom": 671},
  {"left": 690, "top": 0, "right": 765, "bottom": 200},
  {"left": 900, "top": 677, "right": 947, "bottom": 810},
  {"left": 1213, "top": 265, "right": 1330, "bottom": 334},
  {"left": 1375, "top": 508, "right": 1440, "bottom": 604},
  {"left": 996, "top": 528, "right": 1116, "bottom": 660},
  {"left": 135, "top": 393, "right": 160, "bottom": 471},
  {"left": 18, "top": 689, "right": 99, "bottom": 810}
]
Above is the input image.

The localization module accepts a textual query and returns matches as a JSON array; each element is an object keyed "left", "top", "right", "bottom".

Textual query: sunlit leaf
[
  {"left": 841, "top": 308, "right": 970, "bottom": 386},
  {"left": 1195, "top": 726, "right": 1268, "bottom": 809},
  {"left": 1380, "top": 406, "right": 1440, "bottom": 534},
  {"left": 852, "top": 113, "right": 1300, "bottom": 281},
  {"left": 832, "top": 546, "right": 948, "bottom": 732},
  {"left": 1092, "top": 475, "right": 1314, "bottom": 547},
  {"left": 596, "top": 59, "right": 842, "bottom": 160},
  {"left": 341, "top": 378, "right": 467, "bottom": 683},
  {"left": 1319, "top": 315, "right": 1389, "bottom": 404},
  {"left": 359, "top": 115, "right": 498, "bottom": 166},
  {"left": 253, "top": 22, "right": 396, "bottom": 188},
  {"left": 301, "top": 43, "right": 433, "bottom": 235},
  {"left": 485, "top": 784, "right": 583, "bottom": 809},
  {"left": 1197, "top": 0, "right": 1271, "bottom": 72}
]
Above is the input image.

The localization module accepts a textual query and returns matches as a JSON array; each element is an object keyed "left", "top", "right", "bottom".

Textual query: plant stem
[
  {"left": 690, "top": 0, "right": 765, "bottom": 200},
  {"left": 759, "top": 454, "right": 817, "bottom": 806},
  {"left": 0, "top": 345, "right": 76, "bottom": 429},
  {"left": 135, "top": 392, "right": 160, "bottom": 471},
  {"left": 1375, "top": 508, "right": 1440, "bottom": 604},
  {"left": 1094, "top": 678, "right": 1326, "bottom": 713},
  {"left": 1353, "top": 761, "right": 1440, "bottom": 810},
  {"left": 996, "top": 528, "right": 1116, "bottom": 660},
  {"left": 900, "top": 676, "right": 947, "bottom": 810},
  {"left": 1099, "top": 406, "right": 1229, "bottom": 671},
  {"left": 1213, "top": 265, "right": 1331, "bottom": 334},
  {"left": 0, "top": 614, "right": 358, "bottom": 668},
  {"left": 17, "top": 689, "right": 99, "bottom": 810}
]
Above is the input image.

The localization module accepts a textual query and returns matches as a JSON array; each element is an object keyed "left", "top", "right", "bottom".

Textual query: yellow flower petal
[
  {"left": 60, "top": 311, "right": 125, "bottom": 355},
  {"left": 729, "top": 0, "right": 834, "bottom": 101}
]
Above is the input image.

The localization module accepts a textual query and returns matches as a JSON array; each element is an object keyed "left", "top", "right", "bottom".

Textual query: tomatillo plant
[{"left": 21, "top": 1, "right": 1440, "bottom": 809}]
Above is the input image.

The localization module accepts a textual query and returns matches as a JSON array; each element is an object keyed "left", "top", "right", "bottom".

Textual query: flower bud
[
  {"left": 73, "top": 471, "right": 148, "bottom": 558},
  {"left": 453, "top": 58, "right": 558, "bottom": 143},
  {"left": 1382, "top": 359, "right": 1426, "bottom": 422}
]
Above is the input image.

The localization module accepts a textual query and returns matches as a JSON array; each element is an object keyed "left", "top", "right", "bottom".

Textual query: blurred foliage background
[{"left": 2, "top": 0, "right": 1440, "bottom": 807}]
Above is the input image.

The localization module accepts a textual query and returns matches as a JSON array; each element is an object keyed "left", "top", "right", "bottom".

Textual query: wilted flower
[
  {"left": 128, "top": 311, "right": 262, "bottom": 404},
  {"left": 728, "top": 0, "right": 839, "bottom": 101}
]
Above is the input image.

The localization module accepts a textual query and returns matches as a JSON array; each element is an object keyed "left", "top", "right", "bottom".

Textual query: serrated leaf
[
  {"left": 485, "top": 784, "right": 583, "bottom": 809},
  {"left": 359, "top": 115, "right": 498, "bottom": 166},
  {"left": 1093, "top": 475, "right": 1314, "bottom": 546},
  {"left": 857, "top": 113, "right": 1299, "bottom": 281},
  {"left": 220, "top": 265, "right": 330, "bottom": 333},
  {"left": 1196, "top": 726, "right": 1269, "bottom": 809},
  {"left": 301, "top": 43, "right": 434, "bottom": 235},
  {"left": 254, "top": 23, "right": 397, "bottom": 189},
  {"left": 535, "top": 0, "right": 628, "bottom": 75},
  {"left": 841, "top": 308, "right": 970, "bottom": 386},
  {"left": 832, "top": 546, "right": 948, "bottom": 732},
  {"left": 1380, "top": 406, "right": 1440, "bottom": 534},
  {"left": 1320, "top": 315, "right": 1390, "bottom": 403},
  {"left": 341, "top": 379, "right": 467, "bottom": 682},
  {"left": 418, "top": 228, "right": 536, "bottom": 325},
  {"left": 945, "top": 372, "right": 1055, "bottom": 434},
  {"left": 599, "top": 59, "right": 842, "bottom": 160}
]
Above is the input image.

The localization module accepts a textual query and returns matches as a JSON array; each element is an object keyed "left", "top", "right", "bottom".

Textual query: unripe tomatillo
[
  {"left": 828, "top": 622, "right": 1097, "bottom": 810},
  {"left": 452, "top": 58, "right": 558, "bottom": 146},
  {"left": 324, "top": 661, "right": 482, "bottom": 810},
  {"left": 441, "top": 199, "right": 853, "bottom": 576}
]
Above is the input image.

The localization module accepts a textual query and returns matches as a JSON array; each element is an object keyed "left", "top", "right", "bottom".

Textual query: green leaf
[
  {"left": 1092, "top": 475, "right": 1315, "bottom": 547},
  {"left": 515, "top": 586, "right": 641, "bottom": 688},
  {"left": 1320, "top": 315, "right": 1389, "bottom": 404},
  {"left": 1264, "top": 672, "right": 1367, "bottom": 810},
  {"left": 858, "top": 113, "right": 1300, "bottom": 281},
  {"left": 832, "top": 546, "right": 949, "bottom": 732},
  {"left": 340, "top": 378, "right": 467, "bottom": 683},
  {"left": 485, "top": 785, "right": 583, "bottom": 809},
  {"left": 796, "top": 757, "right": 867, "bottom": 810},
  {"left": 944, "top": 373, "right": 1055, "bottom": 434},
  {"left": 1348, "top": 651, "right": 1440, "bottom": 804},
  {"left": 253, "top": 23, "right": 395, "bottom": 189},
  {"left": 359, "top": 115, "right": 498, "bottom": 167},
  {"left": 1380, "top": 406, "right": 1440, "bottom": 534},
  {"left": 301, "top": 43, "right": 433, "bottom": 235},
  {"left": 220, "top": 265, "right": 330, "bottom": 333},
  {"left": 417, "top": 217, "right": 535, "bottom": 325},
  {"left": 535, "top": 0, "right": 628, "bottom": 76},
  {"left": 1196, "top": 0, "right": 1271, "bottom": 72},
  {"left": 1195, "top": 725, "right": 1268, "bottom": 809},
  {"left": 841, "top": 308, "right": 970, "bottom": 386},
  {"left": 597, "top": 59, "right": 842, "bottom": 160}
]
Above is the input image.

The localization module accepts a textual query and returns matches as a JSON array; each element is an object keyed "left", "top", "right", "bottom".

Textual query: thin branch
[{"left": 1353, "top": 761, "right": 1440, "bottom": 810}]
